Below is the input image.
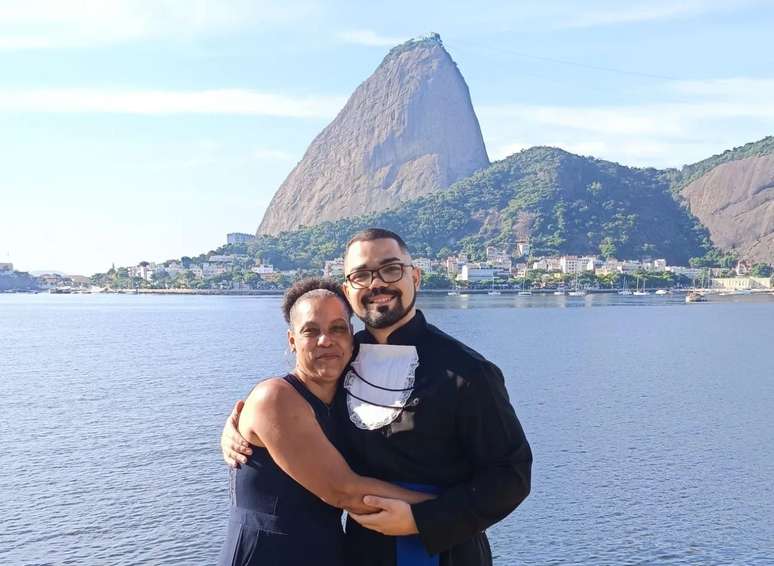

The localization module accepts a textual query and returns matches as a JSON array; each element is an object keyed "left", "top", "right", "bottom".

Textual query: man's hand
[
  {"left": 349, "top": 496, "right": 419, "bottom": 536},
  {"left": 220, "top": 400, "right": 252, "bottom": 468}
]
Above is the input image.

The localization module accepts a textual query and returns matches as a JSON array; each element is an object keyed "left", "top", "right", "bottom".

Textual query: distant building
[
  {"left": 712, "top": 277, "right": 772, "bottom": 290},
  {"left": 0, "top": 262, "right": 13, "bottom": 273},
  {"left": 128, "top": 263, "right": 158, "bottom": 282},
  {"left": 202, "top": 262, "right": 229, "bottom": 277},
  {"left": 486, "top": 247, "right": 512, "bottom": 270},
  {"left": 735, "top": 260, "right": 753, "bottom": 276},
  {"left": 251, "top": 264, "right": 275, "bottom": 275},
  {"left": 445, "top": 254, "right": 468, "bottom": 276},
  {"left": 666, "top": 266, "right": 704, "bottom": 279},
  {"left": 412, "top": 257, "right": 434, "bottom": 273},
  {"left": 457, "top": 264, "right": 496, "bottom": 282},
  {"left": 516, "top": 241, "right": 531, "bottom": 258},
  {"left": 599, "top": 258, "right": 642, "bottom": 274},
  {"left": 559, "top": 256, "right": 595, "bottom": 275},
  {"left": 531, "top": 257, "right": 562, "bottom": 272},
  {"left": 227, "top": 232, "right": 256, "bottom": 245}
]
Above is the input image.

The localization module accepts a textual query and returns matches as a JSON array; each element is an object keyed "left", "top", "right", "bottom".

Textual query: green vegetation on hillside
[
  {"left": 243, "top": 147, "right": 713, "bottom": 268},
  {"left": 668, "top": 136, "right": 774, "bottom": 191}
]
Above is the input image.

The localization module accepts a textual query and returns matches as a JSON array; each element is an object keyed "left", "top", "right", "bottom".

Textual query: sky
[{"left": 2, "top": 0, "right": 774, "bottom": 275}]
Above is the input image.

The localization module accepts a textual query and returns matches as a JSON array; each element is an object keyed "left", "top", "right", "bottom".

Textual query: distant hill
[
  {"left": 245, "top": 146, "right": 722, "bottom": 269},
  {"left": 257, "top": 33, "right": 489, "bottom": 235},
  {"left": 671, "top": 137, "right": 774, "bottom": 264}
]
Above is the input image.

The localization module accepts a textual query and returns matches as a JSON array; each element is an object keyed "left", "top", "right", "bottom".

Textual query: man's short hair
[{"left": 345, "top": 228, "right": 409, "bottom": 254}]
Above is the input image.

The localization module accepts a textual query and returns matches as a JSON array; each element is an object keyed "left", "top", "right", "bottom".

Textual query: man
[{"left": 221, "top": 228, "right": 532, "bottom": 565}]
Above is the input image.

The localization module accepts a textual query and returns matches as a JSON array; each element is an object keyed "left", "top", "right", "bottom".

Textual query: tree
[
  {"left": 751, "top": 263, "right": 772, "bottom": 277},
  {"left": 421, "top": 272, "right": 453, "bottom": 289},
  {"left": 599, "top": 238, "right": 617, "bottom": 259}
]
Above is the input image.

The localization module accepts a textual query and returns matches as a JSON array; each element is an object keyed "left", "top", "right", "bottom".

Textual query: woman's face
[{"left": 288, "top": 295, "right": 353, "bottom": 384}]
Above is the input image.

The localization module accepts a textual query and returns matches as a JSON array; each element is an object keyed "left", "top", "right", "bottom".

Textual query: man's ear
[{"left": 413, "top": 266, "right": 421, "bottom": 290}]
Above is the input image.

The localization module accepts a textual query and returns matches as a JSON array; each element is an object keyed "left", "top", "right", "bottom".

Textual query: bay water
[{"left": 1, "top": 293, "right": 772, "bottom": 565}]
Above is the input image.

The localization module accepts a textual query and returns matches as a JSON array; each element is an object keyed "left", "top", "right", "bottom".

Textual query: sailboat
[
  {"left": 567, "top": 272, "right": 586, "bottom": 296},
  {"left": 632, "top": 275, "right": 650, "bottom": 296},
  {"left": 618, "top": 274, "right": 633, "bottom": 295},
  {"left": 488, "top": 274, "right": 501, "bottom": 295},
  {"left": 516, "top": 274, "right": 531, "bottom": 295}
]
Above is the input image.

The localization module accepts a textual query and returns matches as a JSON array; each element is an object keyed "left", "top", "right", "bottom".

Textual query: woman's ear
[{"left": 287, "top": 328, "right": 296, "bottom": 353}]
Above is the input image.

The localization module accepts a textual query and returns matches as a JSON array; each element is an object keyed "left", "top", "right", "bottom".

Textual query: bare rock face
[
  {"left": 681, "top": 154, "right": 774, "bottom": 263},
  {"left": 257, "top": 33, "right": 489, "bottom": 235}
]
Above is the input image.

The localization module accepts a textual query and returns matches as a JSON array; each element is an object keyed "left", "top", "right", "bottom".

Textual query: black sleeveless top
[{"left": 218, "top": 374, "right": 344, "bottom": 566}]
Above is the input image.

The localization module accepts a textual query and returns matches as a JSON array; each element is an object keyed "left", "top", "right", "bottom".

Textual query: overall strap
[{"left": 283, "top": 373, "right": 330, "bottom": 418}]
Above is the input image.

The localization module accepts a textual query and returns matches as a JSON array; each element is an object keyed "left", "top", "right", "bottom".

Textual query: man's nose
[
  {"left": 317, "top": 332, "right": 333, "bottom": 346},
  {"left": 368, "top": 273, "right": 388, "bottom": 289}
]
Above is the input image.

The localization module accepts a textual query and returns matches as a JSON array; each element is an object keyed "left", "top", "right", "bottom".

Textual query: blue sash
[{"left": 395, "top": 482, "right": 442, "bottom": 566}]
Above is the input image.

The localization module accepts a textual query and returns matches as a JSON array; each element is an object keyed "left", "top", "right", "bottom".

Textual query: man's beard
[{"left": 360, "top": 287, "right": 416, "bottom": 329}]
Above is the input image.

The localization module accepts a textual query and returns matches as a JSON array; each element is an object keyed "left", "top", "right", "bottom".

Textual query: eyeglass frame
[{"left": 344, "top": 262, "right": 414, "bottom": 289}]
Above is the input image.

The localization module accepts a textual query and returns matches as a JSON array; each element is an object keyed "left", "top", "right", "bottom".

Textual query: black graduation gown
[{"left": 336, "top": 310, "right": 532, "bottom": 566}]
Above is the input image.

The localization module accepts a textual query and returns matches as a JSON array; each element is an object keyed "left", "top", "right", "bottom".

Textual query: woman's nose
[{"left": 317, "top": 332, "right": 332, "bottom": 346}]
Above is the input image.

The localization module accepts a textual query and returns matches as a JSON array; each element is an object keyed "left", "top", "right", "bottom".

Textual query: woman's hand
[
  {"left": 349, "top": 496, "right": 419, "bottom": 536},
  {"left": 220, "top": 400, "right": 253, "bottom": 468}
]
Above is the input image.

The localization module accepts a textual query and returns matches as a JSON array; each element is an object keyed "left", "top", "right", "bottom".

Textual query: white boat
[
  {"left": 517, "top": 290, "right": 532, "bottom": 296},
  {"left": 655, "top": 289, "right": 669, "bottom": 295},
  {"left": 553, "top": 288, "right": 566, "bottom": 296},
  {"left": 685, "top": 291, "right": 707, "bottom": 303}
]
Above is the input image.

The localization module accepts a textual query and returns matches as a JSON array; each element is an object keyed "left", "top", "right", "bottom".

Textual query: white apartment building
[
  {"left": 457, "top": 264, "right": 496, "bottom": 282},
  {"left": 559, "top": 256, "right": 596, "bottom": 275},
  {"left": 531, "top": 257, "right": 562, "bottom": 272}
]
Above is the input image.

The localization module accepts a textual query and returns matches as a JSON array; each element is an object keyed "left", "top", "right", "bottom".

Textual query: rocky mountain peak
[{"left": 257, "top": 33, "right": 489, "bottom": 235}]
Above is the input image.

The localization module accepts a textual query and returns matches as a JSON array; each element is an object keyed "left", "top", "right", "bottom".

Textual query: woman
[{"left": 218, "top": 278, "right": 431, "bottom": 566}]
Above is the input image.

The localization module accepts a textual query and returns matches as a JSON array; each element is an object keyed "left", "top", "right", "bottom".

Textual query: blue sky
[{"left": 2, "top": 0, "right": 773, "bottom": 275}]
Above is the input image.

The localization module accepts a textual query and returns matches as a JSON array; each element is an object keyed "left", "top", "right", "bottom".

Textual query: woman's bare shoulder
[{"left": 245, "top": 376, "right": 306, "bottom": 414}]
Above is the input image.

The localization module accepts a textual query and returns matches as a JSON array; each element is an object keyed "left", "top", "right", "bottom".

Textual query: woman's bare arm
[{"left": 242, "top": 379, "right": 433, "bottom": 514}]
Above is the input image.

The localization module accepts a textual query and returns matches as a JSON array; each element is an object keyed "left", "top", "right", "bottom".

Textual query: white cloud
[
  {"left": 337, "top": 29, "right": 407, "bottom": 47},
  {"left": 671, "top": 77, "right": 774, "bottom": 101},
  {"left": 479, "top": 76, "right": 774, "bottom": 168},
  {"left": 0, "top": 88, "right": 346, "bottom": 118},
  {"left": 0, "top": 0, "right": 318, "bottom": 49}
]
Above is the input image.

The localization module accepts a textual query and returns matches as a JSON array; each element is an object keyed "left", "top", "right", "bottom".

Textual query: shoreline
[{"left": 8, "top": 287, "right": 772, "bottom": 297}]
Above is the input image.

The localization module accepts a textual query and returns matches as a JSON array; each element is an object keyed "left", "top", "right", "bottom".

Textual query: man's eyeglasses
[{"left": 345, "top": 263, "right": 413, "bottom": 289}]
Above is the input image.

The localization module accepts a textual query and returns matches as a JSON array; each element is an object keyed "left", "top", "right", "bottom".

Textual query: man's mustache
[{"left": 362, "top": 288, "right": 401, "bottom": 305}]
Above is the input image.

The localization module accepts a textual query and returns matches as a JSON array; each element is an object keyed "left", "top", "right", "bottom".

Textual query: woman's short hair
[{"left": 281, "top": 277, "right": 352, "bottom": 325}]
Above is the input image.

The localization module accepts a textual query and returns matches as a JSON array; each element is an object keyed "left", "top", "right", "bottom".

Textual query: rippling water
[{"left": 1, "top": 293, "right": 772, "bottom": 565}]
